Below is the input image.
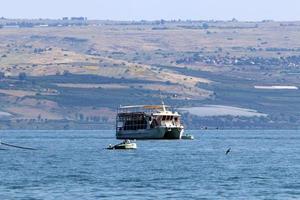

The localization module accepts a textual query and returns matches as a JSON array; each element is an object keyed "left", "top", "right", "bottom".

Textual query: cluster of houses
[{"left": 176, "top": 53, "right": 300, "bottom": 69}]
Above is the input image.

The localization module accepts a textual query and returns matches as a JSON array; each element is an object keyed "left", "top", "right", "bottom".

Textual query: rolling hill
[{"left": 0, "top": 19, "right": 299, "bottom": 129}]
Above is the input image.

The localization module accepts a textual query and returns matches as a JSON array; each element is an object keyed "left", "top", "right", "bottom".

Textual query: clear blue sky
[{"left": 1, "top": 0, "right": 300, "bottom": 21}]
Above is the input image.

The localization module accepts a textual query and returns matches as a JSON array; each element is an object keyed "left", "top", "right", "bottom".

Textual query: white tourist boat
[{"left": 116, "top": 102, "right": 184, "bottom": 139}]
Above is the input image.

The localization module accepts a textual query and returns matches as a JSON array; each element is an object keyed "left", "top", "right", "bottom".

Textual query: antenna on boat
[{"left": 159, "top": 91, "right": 166, "bottom": 112}]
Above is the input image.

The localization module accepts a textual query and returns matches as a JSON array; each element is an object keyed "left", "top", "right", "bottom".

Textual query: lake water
[{"left": 0, "top": 130, "right": 300, "bottom": 199}]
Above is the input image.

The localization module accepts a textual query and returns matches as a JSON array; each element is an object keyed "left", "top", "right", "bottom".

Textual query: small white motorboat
[
  {"left": 181, "top": 134, "right": 194, "bottom": 140},
  {"left": 107, "top": 139, "right": 137, "bottom": 150}
]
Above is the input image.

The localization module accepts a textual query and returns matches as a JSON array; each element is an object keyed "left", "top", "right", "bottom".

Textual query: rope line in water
[{"left": 0, "top": 142, "right": 37, "bottom": 150}]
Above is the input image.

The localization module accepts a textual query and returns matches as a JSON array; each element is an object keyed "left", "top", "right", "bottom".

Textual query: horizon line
[{"left": 1, "top": 17, "right": 300, "bottom": 23}]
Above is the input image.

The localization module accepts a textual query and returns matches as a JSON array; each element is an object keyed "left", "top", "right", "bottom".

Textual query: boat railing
[{"left": 117, "top": 105, "right": 170, "bottom": 115}]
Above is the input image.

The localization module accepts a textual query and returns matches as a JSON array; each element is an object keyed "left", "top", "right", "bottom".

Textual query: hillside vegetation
[{"left": 0, "top": 19, "right": 299, "bottom": 129}]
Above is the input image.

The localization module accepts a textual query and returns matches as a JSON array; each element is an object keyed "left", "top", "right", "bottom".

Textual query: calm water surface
[{"left": 0, "top": 130, "right": 300, "bottom": 199}]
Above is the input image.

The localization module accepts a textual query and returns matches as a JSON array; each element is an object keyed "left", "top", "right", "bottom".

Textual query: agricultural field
[{"left": 0, "top": 19, "right": 300, "bottom": 129}]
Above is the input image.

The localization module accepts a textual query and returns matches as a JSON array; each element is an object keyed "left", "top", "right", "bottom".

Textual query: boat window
[
  {"left": 162, "top": 116, "right": 166, "bottom": 121},
  {"left": 170, "top": 116, "right": 173, "bottom": 120},
  {"left": 174, "top": 117, "right": 178, "bottom": 122}
]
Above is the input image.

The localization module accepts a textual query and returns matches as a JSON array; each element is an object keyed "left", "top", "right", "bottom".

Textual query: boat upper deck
[
  {"left": 117, "top": 104, "right": 181, "bottom": 117},
  {"left": 118, "top": 105, "right": 170, "bottom": 113}
]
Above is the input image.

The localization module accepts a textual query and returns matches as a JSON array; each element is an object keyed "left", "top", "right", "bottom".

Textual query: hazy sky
[{"left": 1, "top": 0, "right": 300, "bottom": 21}]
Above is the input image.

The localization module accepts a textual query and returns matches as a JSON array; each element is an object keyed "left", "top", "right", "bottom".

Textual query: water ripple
[{"left": 0, "top": 130, "right": 300, "bottom": 199}]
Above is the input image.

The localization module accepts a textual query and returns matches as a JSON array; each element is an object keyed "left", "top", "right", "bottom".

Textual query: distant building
[
  {"left": 2, "top": 25, "right": 19, "bottom": 29},
  {"left": 231, "top": 18, "right": 238, "bottom": 22},
  {"left": 62, "top": 17, "right": 69, "bottom": 20},
  {"left": 70, "top": 17, "right": 87, "bottom": 21},
  {"left": 37, "top": 24, "right": 49, "bottom": 27}
]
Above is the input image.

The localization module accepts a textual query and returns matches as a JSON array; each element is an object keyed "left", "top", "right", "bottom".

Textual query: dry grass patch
[{"left": 0, "top": 89, "right": 36, "bottom": 97}]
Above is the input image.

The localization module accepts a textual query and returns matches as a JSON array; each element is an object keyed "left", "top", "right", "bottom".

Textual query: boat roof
[
  {"left": 119, "top": 105, "right": 170, "bottom": 109},
  {"left": 118, "top": 105, "right": 181, "bottom": 116}
]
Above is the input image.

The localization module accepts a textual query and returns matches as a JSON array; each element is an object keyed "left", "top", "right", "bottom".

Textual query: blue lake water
[{"left": 0, "top": 130, "right": 300, "bottom": 199}]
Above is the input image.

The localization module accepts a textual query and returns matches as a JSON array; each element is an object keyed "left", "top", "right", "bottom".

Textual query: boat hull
[{"left": 116, "top": 127, "right": 183, "bottom": 140}]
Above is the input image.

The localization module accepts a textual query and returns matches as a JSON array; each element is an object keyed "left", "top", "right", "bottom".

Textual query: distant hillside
[{"left": 0, "top": 19, "right": 299, "bottom": 129}]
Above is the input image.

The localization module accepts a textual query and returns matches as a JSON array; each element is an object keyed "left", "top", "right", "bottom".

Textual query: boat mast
[{"left": 160, "top": 92, "right": 166, "bottom": 112}]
